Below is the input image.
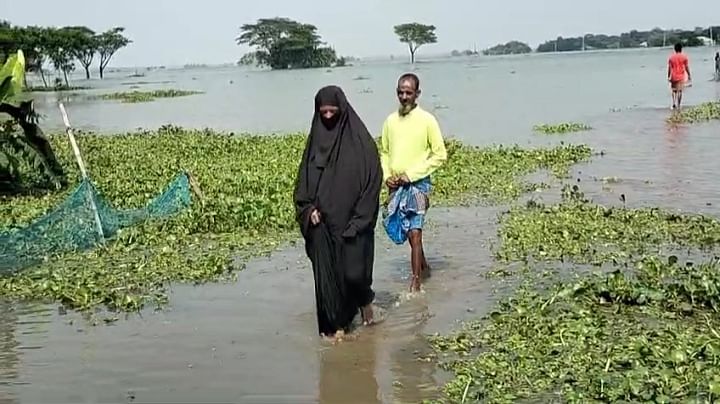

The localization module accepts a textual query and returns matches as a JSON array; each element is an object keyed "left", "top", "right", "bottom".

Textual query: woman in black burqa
[{"left": 294, "top": 85, "right": 382, "bottom": 339}]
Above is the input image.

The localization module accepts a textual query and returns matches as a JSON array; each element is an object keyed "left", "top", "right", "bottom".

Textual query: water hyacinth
[
  {"left": 429, "top": 186, "right": 720, "bottom": 403},
  {"left": 98, "top": 89, "right": 203, "bottom": 103},
  {"left": 668, "top": 101, "right": 720, "bottom": 124},
  {"left": 532, "top": 122, "right": 592, "bottom": 135},
  {"left": 0, "top": 126, "right": 591, "bottom": 312}
]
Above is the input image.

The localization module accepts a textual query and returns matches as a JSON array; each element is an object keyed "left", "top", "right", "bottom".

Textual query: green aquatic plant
[
  {"left": 668, "top": 101, "right": 720, "bottom": 124},
  {"left": 430, "top": 256, "right": 720, "bottom": 403},
  {"left": 533, "top": 122, "right": 592, "bottom": 135},
  {"left": 27, "top": 85, "right": 92, "bottom": 92},
  {"left": 433, "top": 141, "right": 591, "bottom": 203},
  {"left": 497, "top": 187, "right": 720, "bottom": 265},
  {"left": 0, "top": 126, "right": 592, "bottom": 312},
  {"left": 430, "top": 186, "right": 720, "bottom": 403},
  {"left": 98, "top": 89, "right": 203, "bottom": 103}
]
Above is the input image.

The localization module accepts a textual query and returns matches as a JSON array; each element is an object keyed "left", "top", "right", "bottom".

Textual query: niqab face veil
[{"left": 310, "top": 86, "right": 348, "bottom": 168}]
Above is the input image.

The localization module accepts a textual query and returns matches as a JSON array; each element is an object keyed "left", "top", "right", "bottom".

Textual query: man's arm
[
  {"left": 403, "top": 114, "right": 448, "bottom": 182},
  {"left": 685, "top": 58, "right": 691, "bottom": 81},
  {"left": 667, "top": 59, "right": 672, "bottom": 81}
]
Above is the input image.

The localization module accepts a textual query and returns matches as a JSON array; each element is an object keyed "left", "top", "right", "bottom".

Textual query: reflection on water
[
  {"left": 661, "top": 120, "right": 690, "bottom": 207},
  {"left": 318, "top": 331, "right": 381, "bottom": 404},
  {"left": 0, "top": 303, "right": 18, "bottom": 404},
  {"left": 387, "top": 300, "right": 439, "bottom": 404}
]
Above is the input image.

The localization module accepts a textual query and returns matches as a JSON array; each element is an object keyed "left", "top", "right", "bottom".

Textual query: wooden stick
[{"left": 58, "top": 102, "right": 105, "bottom": 243}]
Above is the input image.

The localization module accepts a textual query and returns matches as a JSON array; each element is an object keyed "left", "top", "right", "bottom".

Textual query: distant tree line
[
  {"left": 537, "top": 26, "right": 720, "bottom": 53},
  {"left": 0, "top": 21, "right": 131, "bottom": 88},
  {"left": 451, "top": 49, "right": 479, "bottom": 57}
]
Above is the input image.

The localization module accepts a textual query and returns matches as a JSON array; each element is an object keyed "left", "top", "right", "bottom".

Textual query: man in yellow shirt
[{"left": 380, "top": 73, "right": 447, "bottom": 292}]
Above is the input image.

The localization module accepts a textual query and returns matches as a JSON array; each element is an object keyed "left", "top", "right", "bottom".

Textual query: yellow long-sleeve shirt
[{"left": 379, "top": 106, "right": 447, "bottom": 182}]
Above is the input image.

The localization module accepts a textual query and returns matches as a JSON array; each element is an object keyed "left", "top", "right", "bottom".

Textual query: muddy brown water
[
  {"left": 2, "top": 103, "right": 720, "bottom": 402},
  {"left": 0, "top": 206, "right": 499, "bottom": 403}
]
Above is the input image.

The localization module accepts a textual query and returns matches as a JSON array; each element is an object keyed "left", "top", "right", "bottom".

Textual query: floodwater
[
  {"left": 30, "top": 47, "right": 720, "bottom": 142},
  {"left": 0, "top": 207, "right": 500, "bottom": 403},
  {"left": 3, "top": 48, "right": 720, "bottom": 403}
]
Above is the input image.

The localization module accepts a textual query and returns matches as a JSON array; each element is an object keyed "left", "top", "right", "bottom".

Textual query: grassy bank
[
  {"left": 429, "top": 188, "right": 720, "bottom": 403},
  {"left": 0, "top": 126, "right": 591, "bottom": 313}
]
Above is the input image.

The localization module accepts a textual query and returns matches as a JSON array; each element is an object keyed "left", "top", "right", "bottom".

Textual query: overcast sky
[{"left": 2, "top": 0, "right": 717, "bottom": 67}]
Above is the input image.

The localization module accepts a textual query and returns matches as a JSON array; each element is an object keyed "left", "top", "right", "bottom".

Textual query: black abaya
[{"left": 294, "top": 86, "right": 382, "bottom": 336}]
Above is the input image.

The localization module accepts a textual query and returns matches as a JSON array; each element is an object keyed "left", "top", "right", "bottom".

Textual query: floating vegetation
[
  {"left": 98, "top": 89, "right": 203, "bottom": 103},
  {"left": 533, "top": 122, "right": 592, "bottom": 135},
  {"left": 668, "top": 101, "right": 720, "bottom": 124},
  {"left": 434, "top": 141, "right": 591, "bottom": 203},
  {"left": 0, "top": 127, "right": 592, "bottom": 312},
  {"left": 120, "top": 80, "right": 175, "bottom": 86},
  {"left": 27, "top": 85, "right": 92, "bottom": 92},
  {"left": 496, "top": 186, "right": 720, "bottom": 265},
  {"left": 430, "top": 256, "right": 720, "bottom": 403},
  {"left": 430, "top": 186, "right": 720, "bottom": 403}
]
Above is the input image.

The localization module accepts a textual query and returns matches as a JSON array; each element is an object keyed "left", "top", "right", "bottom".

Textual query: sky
[{"left": 1, "top": 0, "right": 717, "bottom": 67}]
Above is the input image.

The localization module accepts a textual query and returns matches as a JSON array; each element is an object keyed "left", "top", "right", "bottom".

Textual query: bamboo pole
[{"left": 58, "top": 102, "right": 106, "bottom": 244}]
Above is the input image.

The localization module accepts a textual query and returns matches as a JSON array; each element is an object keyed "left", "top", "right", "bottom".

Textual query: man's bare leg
[
  {"left": 421, "top": 248, "right": 431, "bottom": 278},
  {"left": 408, "top": 230, "right": 424, "bottom": 292}
]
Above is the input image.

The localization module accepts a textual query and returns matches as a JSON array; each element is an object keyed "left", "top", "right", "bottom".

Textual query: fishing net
[{"left": 0, "top": 172, "right": 193, "bottom": 273}]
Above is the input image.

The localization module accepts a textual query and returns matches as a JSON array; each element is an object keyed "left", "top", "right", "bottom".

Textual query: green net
[{"left": 0, "top": 172, "right": 193, "bottom": 273}]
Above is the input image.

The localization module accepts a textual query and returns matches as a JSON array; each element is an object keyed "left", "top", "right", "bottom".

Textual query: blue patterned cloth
[{"left": 382, "top": 177, "right": 432, "bottom": 245}]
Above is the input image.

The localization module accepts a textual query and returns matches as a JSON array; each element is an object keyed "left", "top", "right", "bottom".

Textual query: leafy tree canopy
[
  {"left": 394, "top": 23, "right": 437, "bottom": 63},
  {"left": 236, "top": 17, "right": 338, "bottom": 70}
]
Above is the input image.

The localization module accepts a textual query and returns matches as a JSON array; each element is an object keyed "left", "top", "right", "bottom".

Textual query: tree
[
  {"left": 45, "top": 28, "right": 76, "bottom": 87},
  {"left": 0, "top": 51, "right": 66, "bottom": 193},
  {"left": 483, "top": 41, "right": 532, "bottom": 56},
  {"left": 238, "top": 52, "right": 257, "bottom": 66},
  {"left": 236, "top": 17, "right": 338, "bottom": 70},
  {"left": 0, "top": 21, "right": 13, "bottom": 62},
  {"left": 65, "top": 26, "right": 96, "bottom": 79},
  {"left": 19, "top": 26, "right": 51, "bottom": 87},
  {"left": 393, "top": 23, "right": 437, "bottom": 63},
  {"left": 96, "top": 27, "right": 131, "bottom": 79},
  {"left": 0, "top": 23, "right": 132, "bottom": 86}
]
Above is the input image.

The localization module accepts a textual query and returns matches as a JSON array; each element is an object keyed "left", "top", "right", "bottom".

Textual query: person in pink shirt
[{"left": 667, "top": 43, "right": 692, "bottom": 110}]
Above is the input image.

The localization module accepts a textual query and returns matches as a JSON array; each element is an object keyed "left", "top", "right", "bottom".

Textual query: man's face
[{"left": 396, "top": 79, "right": 419, "bottom": 113}]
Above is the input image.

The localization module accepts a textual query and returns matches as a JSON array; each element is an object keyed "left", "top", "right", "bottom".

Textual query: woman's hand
[{"left": 310, "top": 209, "right": 321, "bottom": 226}]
